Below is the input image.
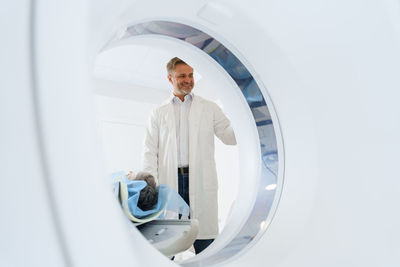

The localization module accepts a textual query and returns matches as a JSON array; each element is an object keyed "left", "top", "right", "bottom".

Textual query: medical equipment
[{"left": 2, "top": 1, "right": 400, "bottom": 266}]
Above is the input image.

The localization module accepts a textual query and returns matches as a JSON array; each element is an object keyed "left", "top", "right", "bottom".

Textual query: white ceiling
[{"left": 93, "top": 43, "right": 201, "bottom": 91}]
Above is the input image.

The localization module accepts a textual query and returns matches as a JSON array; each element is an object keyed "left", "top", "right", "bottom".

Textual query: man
[{"left": 142, "top": 57, "right": 236, "bottom": 254}]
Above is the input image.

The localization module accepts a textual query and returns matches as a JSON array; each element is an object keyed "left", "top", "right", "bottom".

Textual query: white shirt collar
[{"left": 171, "top": 92, "right": 193, "bottom": 104}]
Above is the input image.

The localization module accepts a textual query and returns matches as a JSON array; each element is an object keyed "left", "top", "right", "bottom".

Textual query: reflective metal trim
[{"left": 111, "top": 20, "right": 284, "bottom": 266}]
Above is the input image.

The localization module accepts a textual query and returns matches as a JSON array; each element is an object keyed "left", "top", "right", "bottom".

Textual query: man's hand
[{"left": 126, "top": 171, "right": 135, "bottom": 180}]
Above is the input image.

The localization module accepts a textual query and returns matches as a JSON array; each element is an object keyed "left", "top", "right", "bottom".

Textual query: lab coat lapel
[
  {"left": 188, "top": 94, "right": 203, "bottom": 158},
  {"left": 165, "top": 103, "right": 176, "bottom": 139}
]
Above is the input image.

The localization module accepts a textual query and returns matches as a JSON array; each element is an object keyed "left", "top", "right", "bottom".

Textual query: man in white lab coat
[{"left": 142, "top": 57, "right": 236, "bottom": 254}]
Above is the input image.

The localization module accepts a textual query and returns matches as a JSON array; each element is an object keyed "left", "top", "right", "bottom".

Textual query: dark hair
[
  {"left": 137, "top": 185, "right": 158, "bottom": 211},
  {"left": 135, "top": 172, "right": 158, "bottom": 211}
]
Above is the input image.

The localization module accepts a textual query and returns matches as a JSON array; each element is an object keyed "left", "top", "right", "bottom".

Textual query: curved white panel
[{"left": 1, "top": 0, "right": 400, "bottom": 267}]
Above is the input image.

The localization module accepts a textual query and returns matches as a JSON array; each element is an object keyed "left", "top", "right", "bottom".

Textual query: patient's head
[{"left": 135, "top": 172, "right": 158, "bottom": 211}]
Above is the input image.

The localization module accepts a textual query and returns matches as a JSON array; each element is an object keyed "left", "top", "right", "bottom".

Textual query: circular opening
[{"left": 94, "top": 20, "right": 284, "bottom": 266}]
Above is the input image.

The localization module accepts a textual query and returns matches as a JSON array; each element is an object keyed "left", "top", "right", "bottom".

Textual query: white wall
[{"left": 95, "top": 94, "right": 156, "bottom": 173}]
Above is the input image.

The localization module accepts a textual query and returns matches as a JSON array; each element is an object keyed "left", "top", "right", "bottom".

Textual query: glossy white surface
[{"left": 1, "top": 0, "right": 400, "bottom": 266}]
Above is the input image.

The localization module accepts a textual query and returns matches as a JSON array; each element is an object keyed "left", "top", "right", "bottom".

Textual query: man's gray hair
[{"left": 166, "top": 57, "right": 188, "bottom": 74}]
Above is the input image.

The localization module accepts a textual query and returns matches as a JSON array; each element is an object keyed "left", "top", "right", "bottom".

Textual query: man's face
[{"left": 168, "top": 63, "right": 194, "bottom": 96}]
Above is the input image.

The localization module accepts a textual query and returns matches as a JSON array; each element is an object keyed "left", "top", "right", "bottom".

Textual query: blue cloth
[{"left": 110, "top": 171, "right": 190, "bottom": 219}]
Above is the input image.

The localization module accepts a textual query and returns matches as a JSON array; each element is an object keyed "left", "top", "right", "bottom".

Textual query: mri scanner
[{"left": 2, "top": 0, "right": 400, "bottom": 266}]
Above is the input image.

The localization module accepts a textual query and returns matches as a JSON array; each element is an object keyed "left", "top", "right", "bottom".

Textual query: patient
[{"left": 127, "top": 171, "right": 158, "bottom": 211}]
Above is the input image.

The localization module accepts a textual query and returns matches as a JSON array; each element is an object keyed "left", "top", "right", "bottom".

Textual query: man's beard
[{"left": 177, "top": 83, "right": 193, "bottom": 95}]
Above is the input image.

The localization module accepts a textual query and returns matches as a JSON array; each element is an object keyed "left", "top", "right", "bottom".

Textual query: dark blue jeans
[
  {"left": 178, "top": 170, "right": 214, "bottom": 254},
  {"left": 178, "top": 171, "right": 190, "bottom": 209},
  {"left": 193, "top": 239, "right": 214, "bottom": 254}
]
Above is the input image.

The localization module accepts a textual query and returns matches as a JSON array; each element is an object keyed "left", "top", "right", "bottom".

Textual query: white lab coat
[{"left": 142, "top": 94, "right": 236, "bottom": 239}]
